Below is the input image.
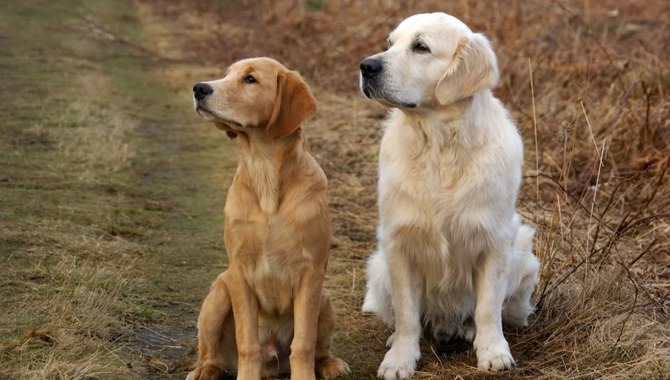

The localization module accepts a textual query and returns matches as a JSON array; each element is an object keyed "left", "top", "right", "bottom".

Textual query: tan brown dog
[{"left": 186, "top": 58, "right": 350, "bottom": 380}]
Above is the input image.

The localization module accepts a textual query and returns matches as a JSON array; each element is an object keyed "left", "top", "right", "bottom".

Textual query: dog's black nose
[
  {"left": 193, "top": 82, "right": 213, "bottom": 100},
  {"left": 360, "top": 58, "right": 383, "bottom": 78}
]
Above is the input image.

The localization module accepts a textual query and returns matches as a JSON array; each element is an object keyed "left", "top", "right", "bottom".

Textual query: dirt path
[{"left": 1, "top": 1, "right": 236, "bottom": 378}]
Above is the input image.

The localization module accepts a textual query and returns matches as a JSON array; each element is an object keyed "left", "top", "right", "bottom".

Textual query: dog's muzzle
[
  {"left": 193, "top": 82, "right": 215, "bottom": 117},
  {"left": 360, "top": 58, "right": 383, "bottom": 79},
  {"left": 359, "top": 58, "right": 384, "bottom": 99},
  {"left": 359, "top": 58, "right": 416, "bottom": 108},
  {"left": 193, "top": 82, "right": 213, "bottom": 101}
]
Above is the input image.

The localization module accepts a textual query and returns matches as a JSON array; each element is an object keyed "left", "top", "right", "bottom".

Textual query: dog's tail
[{"left": 503, "top": 220, "right": 540, "bottom": 327}]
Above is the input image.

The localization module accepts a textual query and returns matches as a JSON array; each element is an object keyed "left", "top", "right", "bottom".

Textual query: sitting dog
[
  {"left": 187, "top": 57, "right": 350, "bottom": 380},
  {"left": 359, "top": 13, "right": 541, "bottom": 379}
]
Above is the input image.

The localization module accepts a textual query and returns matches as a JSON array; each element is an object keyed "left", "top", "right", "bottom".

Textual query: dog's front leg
[
  {"left": 290, "top": 267, "right": 325, "bottom": 380},
  {"left": 473, "top": 247, "right": 515, "bottom": 371},
  {"left": 226, "top": 269, "right": 262, "bottom": 380},
  {"left": 377, "top": 229, "right": 423, "bottom": 380}
]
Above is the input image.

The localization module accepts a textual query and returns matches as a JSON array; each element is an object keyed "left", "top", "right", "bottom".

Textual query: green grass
[{"left": 0, "top": 1, "right": 234, "bottom": 378}]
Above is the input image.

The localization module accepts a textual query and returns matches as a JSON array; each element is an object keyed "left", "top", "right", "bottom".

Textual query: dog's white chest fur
[
  {"left": 363, "top": 96, "right": 534, "bottom": 337},
  {"left": 377, "top": 103, "right": 521, "bottom": 257}
]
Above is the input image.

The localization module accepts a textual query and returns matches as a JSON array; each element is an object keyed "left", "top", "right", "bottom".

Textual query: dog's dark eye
[
  {"left": 412, "top": 42, "right": 430, "bottom": 53},
  {"left": 243, "top": 75, "right": 256, "bottom": 84}
]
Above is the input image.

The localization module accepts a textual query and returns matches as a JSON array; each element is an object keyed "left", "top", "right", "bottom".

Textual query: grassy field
[{"left": 2, "top": 0, "right": 669, "bottom": 379}]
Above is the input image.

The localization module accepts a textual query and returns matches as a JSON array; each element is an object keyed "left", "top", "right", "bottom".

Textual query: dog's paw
[
  {"left": 185, "top": 365, "right": 222, "bottom": 380},
  {"left": 377, "top": 340, "right": 420, "bottom": 380},
  {"left": 316, "top": 357, "right": 350, "bottom": 379},
  {"left": 475, "top": 340, "right": 515, "bottom": 371}
]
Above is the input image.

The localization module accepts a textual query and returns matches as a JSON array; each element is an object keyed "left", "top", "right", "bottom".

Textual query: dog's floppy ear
[
  {"left": 266, "top": 70, "right": 317, "bottom": 139},
  {"left": 435, "top": 33, "right": 499, "bottom": 106}
]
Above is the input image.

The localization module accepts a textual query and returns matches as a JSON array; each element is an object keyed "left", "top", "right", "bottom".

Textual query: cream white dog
[{"left": 359, "top": 13, "right": 540, "bottom": 379}]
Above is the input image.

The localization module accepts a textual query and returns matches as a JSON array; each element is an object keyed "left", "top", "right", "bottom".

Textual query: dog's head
[
  {"left": 359, "top": 12, "right": 499, "bottom": 109},
  {"left": 193, "top": 57, "right": 316, "bottom": 139}
]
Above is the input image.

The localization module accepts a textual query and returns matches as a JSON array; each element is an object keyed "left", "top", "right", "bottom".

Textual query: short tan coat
[{"left": 187, "top": 58, "right": 349, "bottom": 380}]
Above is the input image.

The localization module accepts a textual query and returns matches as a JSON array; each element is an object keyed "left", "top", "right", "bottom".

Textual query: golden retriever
[
  {"left": 187, "top": 57, "right": 350, "bottom": 380},
  {"left": 359, "top": 13, "right": 541, "bottom": 378}
]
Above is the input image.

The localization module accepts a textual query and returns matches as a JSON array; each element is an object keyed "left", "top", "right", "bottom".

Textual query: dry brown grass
[
  {"left": 1, "top": 1, "right": 231, "bottom": 378},
  {"left": 137, "top": 0, "right": 669, "bottom": 378},
  {"left": 3, "top": 241, "right": 141, "bottom": 379},
  {"left": 0, "top": 3, "right": 153, "bottom": 377}
]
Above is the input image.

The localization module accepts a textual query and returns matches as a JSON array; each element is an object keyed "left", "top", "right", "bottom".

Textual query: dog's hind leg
[
  {"left": 502, "top": 225, "right": 540, "bottom": 327},
  {"left": 314, "top": 293, "right": 350, "bottom": 379},
  {"left": 187, "top": 271, "right": 236, "bottom": 380}
]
